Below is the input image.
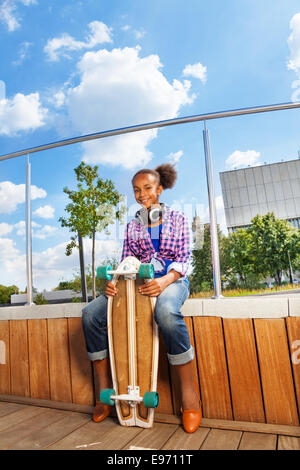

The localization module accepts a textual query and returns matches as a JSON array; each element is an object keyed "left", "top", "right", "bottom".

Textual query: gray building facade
[{"left": 219, "top": 159, "right": 300, "bottom": 233}]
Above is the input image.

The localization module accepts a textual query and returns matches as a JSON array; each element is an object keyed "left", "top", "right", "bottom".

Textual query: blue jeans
[{"left": 81, "top": 278, "right": 194, "bottom": 366}]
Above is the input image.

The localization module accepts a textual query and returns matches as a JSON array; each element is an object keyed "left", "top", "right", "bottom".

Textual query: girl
[{"left": 82, "top": 163, "right": 201, "bottom": 433}]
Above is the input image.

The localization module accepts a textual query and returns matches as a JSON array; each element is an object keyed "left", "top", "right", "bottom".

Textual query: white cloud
[
  {"left": 14, "top": 220, "right": 40, "bottom": 236},
  {"left": 0, "top": 237, "right": 120, "bottom": 290},
  {"left": 287, "top": 12, "right": 300, "bottom": 101},
  {"left": 33, "top": 204, "right": 55, "bottom": 219},
  {"left": 65, "top": 46, "right": 196, "bottom": 169},
  {"left": 0, "top": 223, "right": 13, "bottom": 236},
  {"left": 13, "top": 40, "right": 33, "bottom": 65},
  {"left": 287, "top": 13, "right": 300, "bottom": 73},
  {"left": 44, "top": 21, "right": 113, "bottom": 62},
  {"left": 0, "top": 0, "right": 37, "bottom": 32},
  {"left": 167, "top": 150, "right": 183, "bottom": 165},
  {"left": 0, "top": 92, "right": 48, "bottom": 136},
  {"left": 183, "top": 62, "right": 207, "bottom": 84},
  {"left": 0, "top": 181, "right": 47, "bottom": 214},
  {"left": 226, "top": 150, "right": 261, "bottom": 169}
]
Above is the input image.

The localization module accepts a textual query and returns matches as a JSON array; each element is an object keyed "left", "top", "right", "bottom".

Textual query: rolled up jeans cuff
[
  {"left": 167, "top": 345, "right": 194, "bottom": 365},
  {"left": 87, "top": 349, "right": 108, "bottom": 361}
]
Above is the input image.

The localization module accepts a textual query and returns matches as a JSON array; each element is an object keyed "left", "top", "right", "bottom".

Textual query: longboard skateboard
[{"left": 96, "top": 256, "right": 159, "bottom": 428}]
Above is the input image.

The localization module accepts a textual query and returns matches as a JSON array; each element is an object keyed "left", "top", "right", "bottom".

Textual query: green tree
[
  {"left": 249, "top": 212, "right": 300, "bottom": 286},
  {"left": 189, "top": 224, "right": 225, "bottom": 293},
  {"left": 0, "top": 285, "right": 19, "bottom": 304},
  {"left": 222, "top": 228, "right": 263, "bottom": 288},
  {"left": 54, "top": 256, "right": 119, "bottom": 298},
  {"left": 59, "top": 163, "right": 125, "bottom": 299}
]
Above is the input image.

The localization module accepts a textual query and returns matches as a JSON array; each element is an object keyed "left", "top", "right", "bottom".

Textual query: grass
[{"left": 189, "top": 282, "right": 300, "bottom": 298}]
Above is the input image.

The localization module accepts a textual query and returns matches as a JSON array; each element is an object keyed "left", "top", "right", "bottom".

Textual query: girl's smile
[{"left": 132, "top": 173, "right": 162, "bottom": 210}]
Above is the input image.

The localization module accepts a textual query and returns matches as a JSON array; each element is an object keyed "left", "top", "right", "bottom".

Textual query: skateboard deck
[{"left": 97, "top": 256, "right": 159, "bottom": 428}]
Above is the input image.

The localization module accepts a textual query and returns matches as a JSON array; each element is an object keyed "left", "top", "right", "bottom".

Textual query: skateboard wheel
[
  {"left": 100, "top": 388, "right": 116, "bottom": 406},
  {"left": 143, "top": 391, "right": 159, "bottom": 408},
  {"left": 97, "top": 265, "right": 112, "bottom": 280},
  {"left": 139, "top": 264, "right": 154, "bottom": 279}
]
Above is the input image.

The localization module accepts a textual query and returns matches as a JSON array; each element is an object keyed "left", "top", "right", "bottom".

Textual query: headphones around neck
[{"left": 135, "top": 203, "right": 165, "bottom": 225}]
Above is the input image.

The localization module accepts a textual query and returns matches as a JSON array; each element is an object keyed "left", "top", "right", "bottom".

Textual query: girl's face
[{"left": 132, "top": 173, "right": 163, "bottom": 210}]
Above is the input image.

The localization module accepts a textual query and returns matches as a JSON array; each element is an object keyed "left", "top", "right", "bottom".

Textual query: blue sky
[{"left": 0, "top": 0, "right": 300, "bottom": 291}]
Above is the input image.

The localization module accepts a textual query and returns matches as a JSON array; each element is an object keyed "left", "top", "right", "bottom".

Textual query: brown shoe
[
  {"left": 93, "top": 401, "right": 111, "bottom": 423},
  {"left": 182, "top": 407, "right": 202, "bottom": 433}
]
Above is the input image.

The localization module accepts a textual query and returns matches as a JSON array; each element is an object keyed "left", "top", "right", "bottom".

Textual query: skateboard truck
[
  {"left": 100, "top": 387, "right": 159, "bottom": 409},
  {"left": 97, "top": 257, "right": 155, "bottom": 281}
]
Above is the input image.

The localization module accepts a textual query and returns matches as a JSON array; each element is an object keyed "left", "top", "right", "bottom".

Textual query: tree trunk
[{"left": 92, "top": 231, "right": 96, "bottom": 299}]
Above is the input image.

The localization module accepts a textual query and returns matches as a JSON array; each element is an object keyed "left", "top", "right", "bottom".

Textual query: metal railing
[{"left": 1, "top": 101, "right": 300, "bottom": 303}]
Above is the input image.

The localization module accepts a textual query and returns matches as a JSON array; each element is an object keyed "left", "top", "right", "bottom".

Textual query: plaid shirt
[{"left": 121, "top": 205, "right": 191, "bottom": 276}]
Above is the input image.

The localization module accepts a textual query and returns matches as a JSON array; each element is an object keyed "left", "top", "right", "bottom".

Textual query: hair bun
[{"left": 154, "top": 163, "right": 177, "bottom": 189}]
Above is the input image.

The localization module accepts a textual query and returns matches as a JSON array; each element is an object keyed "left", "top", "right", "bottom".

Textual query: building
[{"left": 219, "top": 158, "right": 300, "bottom": 233}]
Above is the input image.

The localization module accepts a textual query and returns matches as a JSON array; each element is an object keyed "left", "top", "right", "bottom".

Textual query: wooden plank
[
  {"left": 123, "top": 422, "right": 177, "bottom": 450},
  {"left": 286, "top": 317, "right": 300, "bottom": 416},
  {"left": 193, "top": 317, "right": 233, "bottom": 420},
  {"left": 162, "top": 426, "right": 210, "bottom": 450},
  {"left": 238, "top": 431, "right": 277, "bottom": 450},
  {"left": 47, "top": 318, "right": 72, "bottom": 403},
  {"left": 169, "top": 318, "right": 200, "bottom": 416},
  {"left": 0, "top": 321, "right": 10, "bottom": 394},
  {"left": 0, "top": 408, "right": 65, "bottom": 450},
  {"left": 254, "top": 319, "right": 299, "bottom": 426},
  {"left": 47, "top": 416, "right": 141, "bottom": 450},
  {"left": 10, "top": 320, "right": 30, "bottom": 397},
  {"left": 278, "top": 435, "right": 300, "bottom": 450},
  {"left": 223, "top": 318, "right": 265, "bottom": 422},
  {"left": 200, "top": 428, "right": 242, "bottom": 450},
  {"left": 0, "top": 401, "right": 27, "bottom": 418},
  {"left": 156, "top": 336, "right": 174, "bottom": 415},
  {"left": 9, "top": 411, "right": 91, "bottom": 450},
  {"left": 0, "top": 405, "right": 49, "bottom": 432},
  {"left": 68, "top": 318, "right": 94, "bottom": 406},
  {"left": 28, "top": 319, "right": 50, "bottom": 400}
]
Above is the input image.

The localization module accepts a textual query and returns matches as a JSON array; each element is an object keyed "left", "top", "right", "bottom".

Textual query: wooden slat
[
  {"left": 238, "top": 431, "right": 277, "bottom": 450},
  {"left": 169, "top": 318, "right": 200, "bottom": 416},
  {"left": 223, "top": 318, "right": 265, "bottom": 422},
  {"left": 10, "top": 411, "right": 91, "bottom": 450},
  {"left": 200, "top": 428, "right": 242, "bottom": 450},
  {"left": 28, "top": 319, "right": 50, "bottom": 400},
  {"left": 0, "top": 405, "right": 47, "bottom": 432},
  {"left": 278, "top": 435, "right": 300, "bottom": 450},
  {"left": 0, "top": 321, "right": 10, "bottom": 394},
  {"left": 10, "top": 320, "right": 30, "bottom": 397},
  {"left": 47, "top": 318, "right": 72, "bottom": 402},
  {"left": 193, "top": 317, "right": 233, "bottom": 420},
  {"left": 68, "top": 318, "right": 94, "bottom": 406},
  {"left": 156, "top": 336, "right": 173, "bottom": 415},
  {"left": 162, "top": 426, "right": 210, "bottom": 450},
  {"left": 286, "top": 317, "right": 300, "bottom": 416},
  {"left": 0, "top": 408, "right": 65, "bottom": 450},
  {"left": 123, "top": 422, "right": 177, "bottom": 450},
  {"left": 47, "top": 417, "right": 141, "bottom": 450},
  {"left": 254, "top": 319, "right": 299, "bottom": 426},
  {"left": 0, "top": 402, "right": 26, "bottom": 418}
]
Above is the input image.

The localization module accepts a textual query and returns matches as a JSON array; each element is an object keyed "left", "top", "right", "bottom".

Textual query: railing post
[
  {"left": 203, "top": 121, "right": 223, "bottom": 299},
  {"left": 25, "top": 154, "right": 34, "bottom": 305},
  {"left": 78, "top": 233, "right": 88, "bottom": 302}
]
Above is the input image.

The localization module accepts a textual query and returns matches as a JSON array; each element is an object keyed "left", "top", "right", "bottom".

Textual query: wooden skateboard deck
[{"left": 106, "top": 257, "right": 159, "bottom": 428}]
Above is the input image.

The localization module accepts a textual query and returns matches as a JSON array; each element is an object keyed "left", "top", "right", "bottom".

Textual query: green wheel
[
  {"left": 139, "top": 263, "right": 154, "bottom": 279},
  {"left": 97, "top": 265, "right": 112, "bottom": 280},
  {"left": 100, "top": 388, "right": 116, "bottom": 406},
  {"left": 143, "top": 391, "right": 159, "bottom": 408}
]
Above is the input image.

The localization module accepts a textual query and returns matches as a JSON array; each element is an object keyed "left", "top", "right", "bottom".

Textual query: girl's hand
[
  {"left": 105, "top": 281, "right": 118, "bottom": 297},
  {"left": 138, "top": 277, "right": 168, "bottom": 297}
]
